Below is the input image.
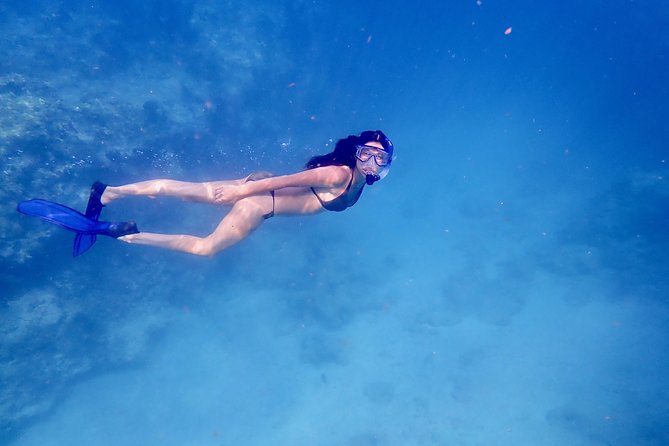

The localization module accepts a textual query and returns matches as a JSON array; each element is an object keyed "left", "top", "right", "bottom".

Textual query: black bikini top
[{"left": 311, "top": 170, "right": 364, "bottom": 212}]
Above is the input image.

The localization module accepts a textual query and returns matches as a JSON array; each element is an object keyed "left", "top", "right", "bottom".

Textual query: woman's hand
[{"left": 214, "top": 184, "right": 245, "bottom": 204}]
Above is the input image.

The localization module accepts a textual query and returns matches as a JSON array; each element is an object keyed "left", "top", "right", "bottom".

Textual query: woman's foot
[
  {"left": 118, "top": 233, "right": 138, "bottom": 243},
  {"left": 100, "top": 186, "right": 122, "bottom": 205}
]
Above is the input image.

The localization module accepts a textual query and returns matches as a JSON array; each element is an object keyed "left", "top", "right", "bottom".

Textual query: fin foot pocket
[{"left": 102, "top": 221, "right": 139, "bottom": 238}]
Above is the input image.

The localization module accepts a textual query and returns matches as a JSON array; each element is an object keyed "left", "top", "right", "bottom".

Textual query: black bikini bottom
[
  {"left": 263, "top": 190, "right": 275, "bottom": 220},
  {"left": 245, "top": 171, "right": 275, "bottom": 220}
]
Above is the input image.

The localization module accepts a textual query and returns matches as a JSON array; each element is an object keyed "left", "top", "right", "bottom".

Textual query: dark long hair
[{"left": 306, "top": 130, "right": 393, "bottom": 169}]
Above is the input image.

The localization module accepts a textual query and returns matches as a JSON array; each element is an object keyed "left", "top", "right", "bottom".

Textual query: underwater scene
[{"left": 1, "top": 0, "right": 668, "bottom": 445}]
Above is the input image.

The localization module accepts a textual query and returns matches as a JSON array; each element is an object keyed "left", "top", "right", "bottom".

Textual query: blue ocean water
[{"left": 1, "top": 0, "right": 668, "bottom": 444}]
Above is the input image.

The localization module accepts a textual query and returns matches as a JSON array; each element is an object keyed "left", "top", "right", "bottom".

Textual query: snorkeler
[{"left": 17, "top": 130, "right": 394, "bottom": 257}]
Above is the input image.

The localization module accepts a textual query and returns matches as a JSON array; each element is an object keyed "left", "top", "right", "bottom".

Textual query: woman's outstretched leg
[
  {"left": 101, "top": 172, "right": 272, "bottom": 205},
  {"left": 100, "top": 172, "right": 273, "bottom": 205},
  {"left": 117, "top": 195, "right": 272, "bottom": 256},
  {"left": 102, "top": 179, "right": 235, "bottom": 205}
]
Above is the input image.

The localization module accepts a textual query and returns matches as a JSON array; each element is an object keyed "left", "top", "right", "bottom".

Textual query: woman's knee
[{"left": 190, "top": 238, "right": 218, "bottom": 256}]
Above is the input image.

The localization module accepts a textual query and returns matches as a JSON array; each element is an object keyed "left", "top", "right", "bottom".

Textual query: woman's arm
[{"left": 214, "top": 165, "right": 350, "bottom": 203}]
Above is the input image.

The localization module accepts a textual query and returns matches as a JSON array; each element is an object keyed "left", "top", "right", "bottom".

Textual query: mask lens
[
  {"left": 356, "top": 145, "right": 391, "bottom": 166},
  {"left": 356, "top": 150, "right": 373, "bottom": 162},
  {"left": 373, "top": 153, "right": 390, "bottom": 166}
]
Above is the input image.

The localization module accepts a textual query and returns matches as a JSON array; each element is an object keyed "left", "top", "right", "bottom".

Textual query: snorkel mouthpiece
[{"left": 366, "top": 174, "right": 380, "bottom": 185}]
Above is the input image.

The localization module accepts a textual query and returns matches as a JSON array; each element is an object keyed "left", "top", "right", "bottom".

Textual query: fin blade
[
  {"left": 17, "top": 199, "right": 106, "bottom": 234},
  {"left": 73, "top": 233, "right": 97, "bottom": 257}
]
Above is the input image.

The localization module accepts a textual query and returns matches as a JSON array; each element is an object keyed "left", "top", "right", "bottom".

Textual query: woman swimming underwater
[{"left": 17, "top": 130, "right": 394, "bottom": 257}]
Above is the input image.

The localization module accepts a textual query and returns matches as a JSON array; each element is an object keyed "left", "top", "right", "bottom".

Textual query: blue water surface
[{"left": 1, "top": 1, "right": 668, "bottom": 445}]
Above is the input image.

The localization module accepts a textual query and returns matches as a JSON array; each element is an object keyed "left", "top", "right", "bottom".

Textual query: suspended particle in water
[{"left": 504, "top": 26, "right": 513, "bottom": 35}]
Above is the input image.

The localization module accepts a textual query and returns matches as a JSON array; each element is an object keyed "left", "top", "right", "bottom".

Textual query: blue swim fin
[
  {"left": 17, "top": 198, "right": 139, "bottom": 256},
  {"left": 18, "top": 199, "right": 111, "bottom": 233},
  {"left": 73, "top": 181, "right": 107, "bottom": 257},
  {"left": 73, "top": 232, "right": 97, "bottom": 257}
]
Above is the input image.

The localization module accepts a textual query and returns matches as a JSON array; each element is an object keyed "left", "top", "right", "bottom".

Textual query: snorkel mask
[{"left": 355, "top": 130, "right": 394, "bottom": 185}]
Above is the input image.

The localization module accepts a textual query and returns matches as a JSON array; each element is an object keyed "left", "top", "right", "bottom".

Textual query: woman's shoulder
[
  {"left": 305, "top": 164, "right": 352, "bottom": 187},
  {"left": 323, "top": 165, "right": 352, "bottom": 183}
]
